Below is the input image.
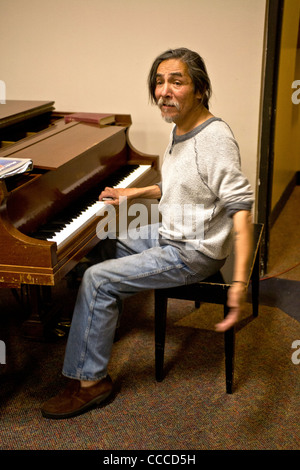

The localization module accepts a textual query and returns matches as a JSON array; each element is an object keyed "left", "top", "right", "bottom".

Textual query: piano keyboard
[{"left": 34, "top": 164, "right": 151, "bottom": 249}]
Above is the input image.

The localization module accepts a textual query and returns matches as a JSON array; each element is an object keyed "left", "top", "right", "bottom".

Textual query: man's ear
[{"left": 195, "top": 89, "right": 203, "bottom": 101}]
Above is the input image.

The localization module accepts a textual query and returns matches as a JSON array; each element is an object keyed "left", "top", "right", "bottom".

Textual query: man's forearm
[
  {"left": 99, "top": 183, "right": 161, "bottom": 205},
  {"left": 215, "top": 210, "right": 253, "bottom": 332},
  {"left": 126, "top": 184, "right": 162, "bottom": 200},
  {"left": 232, "top": 210, "right": 253, "bottom": 284}
]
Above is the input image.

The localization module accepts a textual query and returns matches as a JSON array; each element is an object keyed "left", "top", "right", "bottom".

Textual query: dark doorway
[{"left": 257, "top": 0, "right": 284, "bottom": 274}]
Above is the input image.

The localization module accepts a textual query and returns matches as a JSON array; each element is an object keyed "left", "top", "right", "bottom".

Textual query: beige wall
[
  {"left": 272, "top": 0, "right": 300, "bottom": 211},
  {"left": 0, "top": 0, "right": 266, "bottom": 208}
]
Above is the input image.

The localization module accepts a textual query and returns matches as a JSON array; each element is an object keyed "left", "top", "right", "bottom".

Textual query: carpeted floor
[
  {"left": 0, "top": 188, "right": 299, "bottom": 451},
  {"left": 0, "top": 290, "right": 299, "bottom": 451}
]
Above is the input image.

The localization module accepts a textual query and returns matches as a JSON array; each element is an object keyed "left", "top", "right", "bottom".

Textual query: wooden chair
[{"left": 154, "top": 223, "right": 264, "bottom": 393}]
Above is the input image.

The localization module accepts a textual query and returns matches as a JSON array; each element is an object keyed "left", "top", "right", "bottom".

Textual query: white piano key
[
  {"left": 47, "top": 201, "right": 105, "bottom": 244},
  {"left": 114, "top": 164, "right": 150, "bottom": 188}
]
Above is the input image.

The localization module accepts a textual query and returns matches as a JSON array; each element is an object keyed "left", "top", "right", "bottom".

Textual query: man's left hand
[{"left": 215, "top": 283, "right": 246, "bottom": 332}]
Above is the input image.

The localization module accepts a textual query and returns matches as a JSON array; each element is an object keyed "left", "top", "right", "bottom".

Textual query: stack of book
[{"left": 0, "top": 158, "right": 33, "bottom": 179}]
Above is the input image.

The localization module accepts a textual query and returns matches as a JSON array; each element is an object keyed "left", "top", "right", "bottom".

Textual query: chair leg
[
  {"left": 224, "top": 304, "right": 235, "bottom": 393},
  {"left": 154, "top": 291, "right": 168, "bottom": 382},
  {"left": 251, "top": 250, "right": 260, "bottom": 318}
]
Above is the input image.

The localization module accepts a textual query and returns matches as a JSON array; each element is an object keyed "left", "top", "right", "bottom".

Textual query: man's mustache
[{"left": 157, "top": 97, "right": 180, "bottom": 110}]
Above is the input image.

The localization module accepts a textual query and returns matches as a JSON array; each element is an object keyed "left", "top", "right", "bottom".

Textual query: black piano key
[{"left": 31, "top": 165, "right": 139, "bottom": 241}]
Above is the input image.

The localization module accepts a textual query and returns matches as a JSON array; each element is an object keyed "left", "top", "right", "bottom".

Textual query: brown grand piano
[{"left": 0, "top": 101, "right": 159, "bottom": 338}]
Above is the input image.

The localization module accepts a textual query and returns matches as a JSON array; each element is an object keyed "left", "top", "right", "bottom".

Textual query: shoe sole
[{"left": 41, "top": 390, "right": 113, "bottom": 420}]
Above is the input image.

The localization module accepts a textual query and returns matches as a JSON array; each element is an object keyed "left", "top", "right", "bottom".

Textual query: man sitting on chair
[{"left": 41, "top": 47, "right": 253, "bottom": 419}]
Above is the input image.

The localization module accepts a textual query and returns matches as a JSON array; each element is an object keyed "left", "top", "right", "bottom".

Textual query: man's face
[{"left": 154, "top": 58, "right": 202, "bottom": 125}]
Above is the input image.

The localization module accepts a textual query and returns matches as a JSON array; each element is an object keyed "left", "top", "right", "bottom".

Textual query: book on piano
[
  {"left": 64, "top": 112, "right": 115, "bottom": 127},
  {"left": 0, "top": 157, "right": 33, "bottom": 179}
]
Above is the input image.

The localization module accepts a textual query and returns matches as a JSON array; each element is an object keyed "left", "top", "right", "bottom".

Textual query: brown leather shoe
[{"left": 41, "top": 375, "right": 113, "bottom": 419}]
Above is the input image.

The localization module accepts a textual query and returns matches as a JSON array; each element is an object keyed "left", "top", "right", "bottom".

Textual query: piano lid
[
  {"left": 0, "top": 100, "right": 55, "bottom": 130},
  {"left": 1, "top": 120, "right": 130, "bottom": 170},
  {"left": 0, "top": 103, "right": 132, "bottom": 170}
]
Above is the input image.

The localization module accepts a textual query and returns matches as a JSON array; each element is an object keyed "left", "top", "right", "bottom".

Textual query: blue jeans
[{"left": 62, "top": 223, "right": 224, "bottom": 381}]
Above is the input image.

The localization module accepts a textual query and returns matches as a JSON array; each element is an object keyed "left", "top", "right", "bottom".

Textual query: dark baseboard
[{"left": 270, "top": 171, "right": 300, "bottom": 227}]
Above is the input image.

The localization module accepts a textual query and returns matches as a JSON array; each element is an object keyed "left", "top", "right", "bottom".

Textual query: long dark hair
[{"left": 148, "top": 48, "right": 212, "bottom": 110}]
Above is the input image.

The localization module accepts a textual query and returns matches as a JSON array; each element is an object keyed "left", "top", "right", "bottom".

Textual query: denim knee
[{"left": 83, "top": 262, "right": 107, "bottom": 285}]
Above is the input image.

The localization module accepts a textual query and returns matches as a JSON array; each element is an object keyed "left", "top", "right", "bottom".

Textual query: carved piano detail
[{"left": 0, "top": 101, "right": 159, "bottom": 338}]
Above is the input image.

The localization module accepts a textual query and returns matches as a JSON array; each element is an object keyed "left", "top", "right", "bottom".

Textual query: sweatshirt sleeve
[
  {"left": 199, "top": 131, "right": 254, "bottom": 216},
  {"left": 155, "top": 181, "right": 162, "bottom": 194}
]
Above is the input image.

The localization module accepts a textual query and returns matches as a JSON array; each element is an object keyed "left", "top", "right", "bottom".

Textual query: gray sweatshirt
[{"left": 157, "top": 117, "right": 253, "bottom": 269}]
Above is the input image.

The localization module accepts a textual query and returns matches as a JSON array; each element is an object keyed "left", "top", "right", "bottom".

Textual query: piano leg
[{"left": 21, "top": 285, "right": 69, "bottom": 341}]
